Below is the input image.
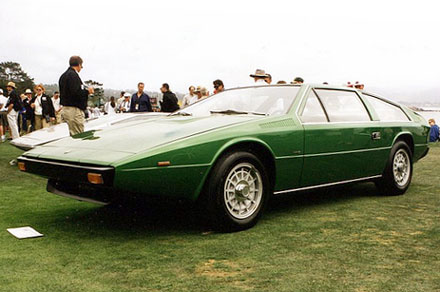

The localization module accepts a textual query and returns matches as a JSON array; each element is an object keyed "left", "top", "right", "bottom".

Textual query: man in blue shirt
[
  {"left": 429, "top": 119, "right": 439, "bottom": 142},
  {"left": 130, "top": 82, "right": 152, "bottom": 112}
]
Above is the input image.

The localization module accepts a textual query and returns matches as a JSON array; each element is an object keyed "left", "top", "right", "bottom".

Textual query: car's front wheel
[
  {"left": 375, "top": 141, "right": 413, "bottom": 195},
  {"left": 206, "top": 151, "right": 271, "bottom": 232}
]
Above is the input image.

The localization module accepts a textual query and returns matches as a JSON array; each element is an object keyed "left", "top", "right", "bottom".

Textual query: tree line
[{"left": 0, "top": 61, "right": 104, "bottom": 106}]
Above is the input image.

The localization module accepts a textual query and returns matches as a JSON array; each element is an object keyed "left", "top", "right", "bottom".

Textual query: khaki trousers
[
  {"left": 62, "top": 106, "right": 85, "bottom": 136},
  {"left": 34, "top": 115, "right": 51, "bottom": 130},
  {"left": 55, "top": 111, "right": 62, "bottom": 124}
]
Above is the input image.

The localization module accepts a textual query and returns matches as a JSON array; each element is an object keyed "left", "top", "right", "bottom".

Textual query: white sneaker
[{"left": 1, "top": 135, "right": 5, "bottom": 142}]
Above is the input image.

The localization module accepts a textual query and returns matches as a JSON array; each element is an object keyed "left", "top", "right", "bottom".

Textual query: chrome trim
[
  {"left": 121, "top": 163, "right": 211, "bottom": 172},
  {"left": 274, "top": 175, "right": 382, "bottom": 195},
  {"left": 276, "top": 155, "right": 303, "bottom": 160},
  {"left": 301, "top": 121, "right": 415, "bottom": 125},
  {"left": 303, "top": 147, "right": 391, "bottom": 158}
]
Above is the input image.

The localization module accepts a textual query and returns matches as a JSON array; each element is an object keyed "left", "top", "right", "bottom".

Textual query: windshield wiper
[
  {"left": 170, "top": 111, "right": 192, "bottom": 116},
  {"left": 210, "top": 109, "right": 267, "bottom": 116}
]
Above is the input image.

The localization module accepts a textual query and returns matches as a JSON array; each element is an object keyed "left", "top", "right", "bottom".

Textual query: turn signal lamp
[
  {"left": 157, "top": 161, "right": 171, "bottom": 167},
  {"left": 18, "top": 162, "right": 26, "bottom": 171},
  {"left": 87, "top": 173, "right": 104, "bottom": 185}
]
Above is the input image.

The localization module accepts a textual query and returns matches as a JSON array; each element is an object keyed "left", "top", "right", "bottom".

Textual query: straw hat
[
  {"left": 250, "top": 69, "right": 269, "bottom": 78},
  {"left": 7, "top": 81, "right": 16, "bottom": 88}
]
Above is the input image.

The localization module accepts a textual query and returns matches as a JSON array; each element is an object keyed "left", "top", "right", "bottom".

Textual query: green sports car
[{"left": 18, "top": 84, "right": 430, "bottom": 231}]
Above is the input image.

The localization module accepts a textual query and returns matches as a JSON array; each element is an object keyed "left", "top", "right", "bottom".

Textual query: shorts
[{"left": 0, "top": 112, "right": 7, "bottom": 127}]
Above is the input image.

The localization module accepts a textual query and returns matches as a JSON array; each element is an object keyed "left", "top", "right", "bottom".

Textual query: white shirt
[
  {"left": 189, "top": 95, "right": 200, "bottom": 105},
  {"left": 52, "top": 97, "right": 61, "bottom": 112},
  {"left": 0, "top": 94, "right": 8, "bottom": 111},
  {"left": 104, "top": 102, "right": 116, "bottom": 115},
  {"left": 120, "top": 99, "right": 131, "bottom": 112},
  {"left": 182, "top": 93, "right": 195, "bottom": 107},
  {"left": 34, "top": 94, "right": 43, "bottom": 115}
]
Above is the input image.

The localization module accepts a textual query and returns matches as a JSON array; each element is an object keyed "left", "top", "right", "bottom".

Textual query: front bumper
[
  {"left": 17, "top": 156, "right": 115, "bottom": 186},
  {"left": 17, "top": 156, "right": 116, "bottom": 204}
]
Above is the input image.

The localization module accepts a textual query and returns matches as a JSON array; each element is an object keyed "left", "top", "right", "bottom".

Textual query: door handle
[{"left": 371, "top": 131, "right": 381, "bottom": 140}]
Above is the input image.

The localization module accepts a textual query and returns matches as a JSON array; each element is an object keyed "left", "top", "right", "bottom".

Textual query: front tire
[
  {"left": 206, "top": 151, "right": 271, "bottom": 232},
  {"left": 375, "top": 141, "right": 413, "bottom": 196}
]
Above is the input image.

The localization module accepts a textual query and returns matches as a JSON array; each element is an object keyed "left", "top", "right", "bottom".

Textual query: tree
[
  {"left": 43, "top": 84, "right": 59, "bottom": 96},
  {"left": 84, "top": 80, "right": 104, "bottom": 107},
  {"left": 0, "top": 62, "right": 35, "bottom": 94}
]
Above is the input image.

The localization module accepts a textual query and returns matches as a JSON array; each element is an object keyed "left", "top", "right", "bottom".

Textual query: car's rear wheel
[
  {"left": 205, "top": 151, "right": 270, "bottom": 232},
  {"left": 375, "top": 141, "right": 413, "bottom": 195}
]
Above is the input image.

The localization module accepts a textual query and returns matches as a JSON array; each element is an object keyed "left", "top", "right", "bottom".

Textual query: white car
[{"left": 11, "top": 112, "right": 167, "bottom": 150}]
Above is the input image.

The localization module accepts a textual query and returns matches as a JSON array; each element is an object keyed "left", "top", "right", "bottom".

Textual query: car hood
[
  {"left": 11, "top": 112, "right": 167, "bottom": 150},
  {"left": 24, "top": 115, "right": 260, "bottom": 164}
]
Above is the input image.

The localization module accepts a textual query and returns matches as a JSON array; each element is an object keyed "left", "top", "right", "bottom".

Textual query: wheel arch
[
  {"left": 392, "top": 132, "right": 414, "bottom": 155},
  {"left": 194, "top": 138, "right": 277, "bottom": 200}
]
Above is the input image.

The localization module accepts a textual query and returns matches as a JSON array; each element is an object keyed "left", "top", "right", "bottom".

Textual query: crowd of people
[{"left": 1, "top": 56, "right": 438, "bottom": 143}]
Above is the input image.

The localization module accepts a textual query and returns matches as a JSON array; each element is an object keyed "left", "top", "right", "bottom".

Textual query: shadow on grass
[{"left": 29, "top": 182, "right": 383, "bottom": 236}]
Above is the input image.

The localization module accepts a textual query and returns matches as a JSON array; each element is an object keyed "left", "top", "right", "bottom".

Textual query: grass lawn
[{"left": 0, "top": 141, "right": 439, "bottom": 292}]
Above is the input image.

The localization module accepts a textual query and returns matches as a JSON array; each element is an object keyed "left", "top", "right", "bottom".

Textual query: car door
[{"left": 298, "top": 88, "right": 381, "bottom": 187}]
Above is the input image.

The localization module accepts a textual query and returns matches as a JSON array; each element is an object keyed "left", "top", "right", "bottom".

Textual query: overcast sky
[{"left": 1, "top": 0, "right": 439, "bottom": 101}]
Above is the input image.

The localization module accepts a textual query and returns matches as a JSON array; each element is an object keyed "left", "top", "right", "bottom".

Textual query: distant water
[{"left": 417, "top": 111, "right": 440, "bottom": 122}]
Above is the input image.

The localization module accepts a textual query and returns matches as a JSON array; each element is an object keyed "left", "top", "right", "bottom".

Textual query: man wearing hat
[
  {"left": 250, "top": 69, "right": 270, "bottom": 85},
  {"left": 59, "top": 56, "right": 94, "bottom": 136},
  {"left": 5, "top": 82, "right": 21, "bottom": 140},
  {"left": 0, "top": 88, "right": 8, "bottom": 142},
  {"left": 119, "top": 92, "right": 131, "bottom": 112},
  {"left": 190, "top": 86, "right": 208, "bottom": 104}
]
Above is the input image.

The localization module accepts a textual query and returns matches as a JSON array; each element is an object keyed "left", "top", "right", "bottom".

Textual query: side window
[
  {"left": 300, "top": 91, "right": 328, "bottom": 123},
  {"left": 315, "top": 89, "right": 371, "bottom": 122},
  {"left": 363, "top": 94, "right": 410, "bottom": 121}
]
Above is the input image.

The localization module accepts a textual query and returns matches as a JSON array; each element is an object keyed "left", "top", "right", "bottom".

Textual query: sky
[{"left": 1, "top": 0, "right": 439, "bottom": 102}]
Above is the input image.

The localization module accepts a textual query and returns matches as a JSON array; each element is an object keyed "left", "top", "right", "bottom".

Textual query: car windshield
[{"left": 175, "top": 86, "right": 300, "bottom": 117}]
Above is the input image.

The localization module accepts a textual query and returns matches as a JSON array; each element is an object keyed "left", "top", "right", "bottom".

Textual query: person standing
[
  {"left": 292, "top": 77, "right": 304, "bottom": 84},
  {"left": 59, "top": 56, "right": 94, "bottom": 136},
  {"left": 19, "top": 94, "right": 28, "bottom": 135},
  {"left": 250, "top": 69, "right": 269, "bottom": 85},
  {"left": 119, "top": 92, "right": 131, "bottom": 112},
  {"left": 31, "top": 84, "right": 56, "bottom": 130},
  {"left": 182, "top": 86, "right": 196, "bottom": 107},
  {"left": 130, "top": 82, "right": 152, "bottom": 112},
  {"left": 23, "top": 89, "right": 35, "bottom": 132},
  {"left": 104, "top": 96, "right": 117, "bottom": 115},
  {"left": 51, "top": 91, "right": 62, "bottom": 124},
  {"left": 190, "top": 86, "right": 208, "bottom": 104},
  {"left": 116, "top": 91, "right": 125, "bottom": 111},
  {"left": 0, "top": 89, "right": 9, "bottom": 142},
  {"left": 429, "top": 119, "right": 439, "bottom": 142},
  {"left": 213, "top": 79, "right": 225, "bottom": 94},
  {"left": 159, "top": 83, "right": 179, "bottom": 112},
  {"left": 5, "top": 82, "right": 21, "bottom": 140}
]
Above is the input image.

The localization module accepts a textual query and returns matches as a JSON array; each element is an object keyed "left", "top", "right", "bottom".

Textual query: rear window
[{"left": 363, "top": 94, "right": 410, "bottom": 122}]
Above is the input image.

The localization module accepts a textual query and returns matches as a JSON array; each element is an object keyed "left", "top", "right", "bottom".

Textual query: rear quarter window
[{"left": 363, "top": 94, "right": 410, "bottom": 122}]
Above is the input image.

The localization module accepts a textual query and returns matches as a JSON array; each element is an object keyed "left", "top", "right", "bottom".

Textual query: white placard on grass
[{"left": 7, "top": 227, "right": 44, "bottom": 239}]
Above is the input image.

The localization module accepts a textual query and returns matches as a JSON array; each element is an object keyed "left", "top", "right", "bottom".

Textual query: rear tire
[
  {"left": 375, "top": 141, "right": 413, "bottom": 196},
  {"left": 205, "top": 151, "right": 271, "bottom": 232}
]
